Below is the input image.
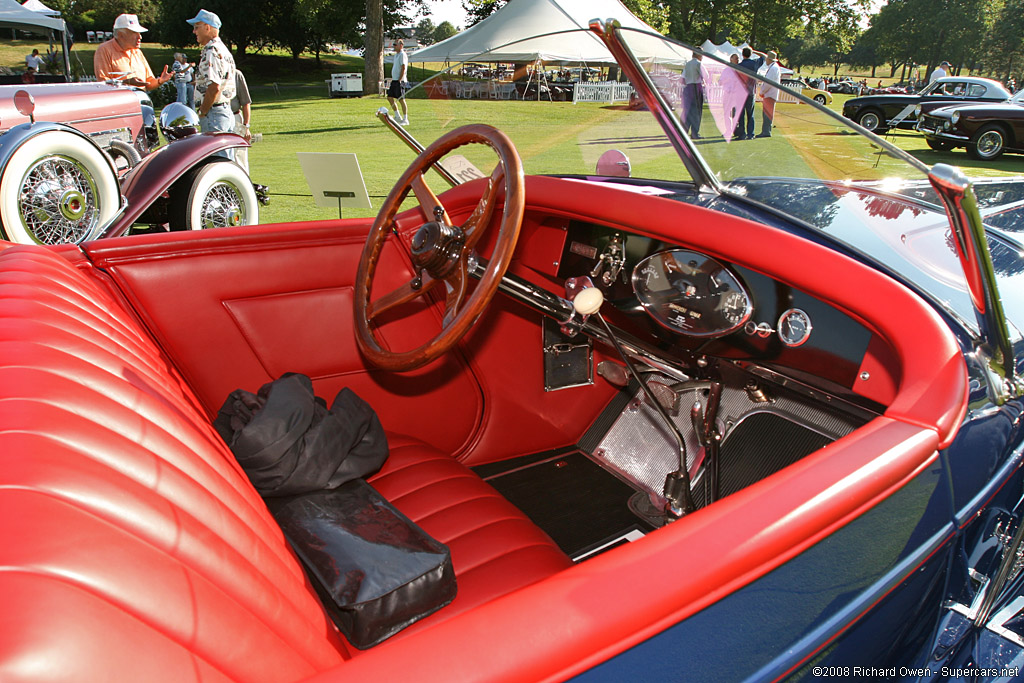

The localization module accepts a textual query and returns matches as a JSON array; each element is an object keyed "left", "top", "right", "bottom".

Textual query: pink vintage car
[{"left": 0, "top": 82, "right": 260, "bottom": 245}]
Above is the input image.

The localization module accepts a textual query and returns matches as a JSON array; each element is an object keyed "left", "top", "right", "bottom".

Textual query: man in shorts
[{"left": 387, "top": 39, "right": 409, "bottom": 126}]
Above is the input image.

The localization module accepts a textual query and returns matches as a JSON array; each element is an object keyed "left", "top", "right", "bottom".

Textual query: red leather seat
[{"left": 0, "top": 244, "right": 570, "bottom": 682}]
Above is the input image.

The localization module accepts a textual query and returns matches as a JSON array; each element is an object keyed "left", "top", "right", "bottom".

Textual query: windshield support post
[
  {"left": 929, "top": 163, "right": 1018, "bottom": 404},
  {"left": 374, "top": 107, "right": 461, "bottom": 187},
  {"left": 588, "top": 19, "right": 721, "bottom": 194}
]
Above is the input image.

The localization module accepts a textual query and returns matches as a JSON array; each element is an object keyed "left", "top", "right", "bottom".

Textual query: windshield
[
  {"left": 401, "top": 26, "right": 932, "bottom": 191},
  {"left": 396, "top": 25, "right": 1024, "bottom": 335}
]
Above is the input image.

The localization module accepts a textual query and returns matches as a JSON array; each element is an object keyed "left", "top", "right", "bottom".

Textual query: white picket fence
[{"left": 572, "top": 81, "right": 635, "bottom": 104}]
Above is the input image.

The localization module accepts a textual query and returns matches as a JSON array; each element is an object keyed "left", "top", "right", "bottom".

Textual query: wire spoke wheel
[
  {"left": 198, "top": 179, "right": 247, "bottom": 229},
  {"left": 18, "top": 154, "right": 101, "bottom": 245}
]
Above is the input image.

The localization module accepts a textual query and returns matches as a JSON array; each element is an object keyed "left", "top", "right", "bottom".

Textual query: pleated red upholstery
[
  {"left": 370, "top": 436, "right": 573, "bottom": 640},
  {"left": 0, "top": 244, "right": 571, "bottom": 682}
]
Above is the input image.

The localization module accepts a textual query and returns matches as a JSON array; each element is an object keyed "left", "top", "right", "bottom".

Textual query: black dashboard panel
[{"left": 556, "top": 221, "right": 873, "bottom": 394}]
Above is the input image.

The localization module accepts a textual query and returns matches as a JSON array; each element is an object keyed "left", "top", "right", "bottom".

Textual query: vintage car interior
[{"left": 0, "top": 115, "right": 967, "bottom": 679}]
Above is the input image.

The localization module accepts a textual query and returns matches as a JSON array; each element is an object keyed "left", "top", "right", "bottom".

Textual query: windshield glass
[
  {"left": 397, "top": 25, "right": 1024, "bottom": 334},
  {"left": 401, "top": 26, "right": 932, "bottom": 190}
]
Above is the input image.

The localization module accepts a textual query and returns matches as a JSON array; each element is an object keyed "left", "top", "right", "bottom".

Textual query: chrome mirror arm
[
  {"left": 929, "top": 163, "right": 1020, "bottom": 403},
  {"left": 588, "top": 19, "right": 721, "bottom": 195}
]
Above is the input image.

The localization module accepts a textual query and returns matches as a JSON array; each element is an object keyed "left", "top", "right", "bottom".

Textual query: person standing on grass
[
  {"left": 172, "top": 52, "right": 195, "bottom": 108},
  {"left": 188, "top": 8, "right": 236, "bottom": 154},
  {"left": 94, "top": 13, "right": 172, "bottom": 90},
  {"left": 930, "top": 60, "right": 951, "bottom": 84},
  {"left": 387, "top": 38, "right": 409, "bottom": 126},
  {"left": 757, "top": 50, "right": 781, "bottom": 138},
  {"left": 681, "top": 52, "right": 705, "bottom": 139},
  {"left": 231, "top": 70, "right": 252, "bottom": 174},
  {"left": 737, "top": 46, "right": 766, "bottom": 140}
]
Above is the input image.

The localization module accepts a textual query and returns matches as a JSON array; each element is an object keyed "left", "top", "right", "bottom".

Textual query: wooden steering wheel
[{"left": 354, "top": 124, "right": 525, "bottom": 371}]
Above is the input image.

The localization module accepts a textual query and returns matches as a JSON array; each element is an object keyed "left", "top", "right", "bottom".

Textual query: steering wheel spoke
[
  {"left": 367, "top": 272, "right": 439, "bottom": 322},
  {"left": 411, "top": 173, "right": 451, "bottom": 225},
  {"left": 441, "top": 261, "right": 469, "bottom": 328},
  {"left": 354, "top": 124, "right": 525, "bottom": 372}
]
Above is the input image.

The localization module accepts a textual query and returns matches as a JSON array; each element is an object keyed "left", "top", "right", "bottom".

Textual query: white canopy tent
[
  {"left": 409, "top": 0, "right": 682, "bottom": 65},
  {"left": 0, "top": 0, "right": 70, "bottom": 77},
  {"left": 21, "top": 0, "right": 59, "bottom": 17}
]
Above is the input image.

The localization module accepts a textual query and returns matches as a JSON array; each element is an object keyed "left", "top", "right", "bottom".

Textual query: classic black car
[
  {"left": 917, "top": 89, "right": 1024, "bottom": 160},
  {"left": 842, "top": 76, "right": 1010, "bottom": 133}
]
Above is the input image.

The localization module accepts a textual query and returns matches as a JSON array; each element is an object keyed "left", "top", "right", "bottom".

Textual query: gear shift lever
[{"left": 572, "top": 286, "right": 696, "bottom": 517}]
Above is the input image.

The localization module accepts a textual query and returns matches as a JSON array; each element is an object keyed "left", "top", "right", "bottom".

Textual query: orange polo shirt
[{"left": 93, "top": 38, "right": 156, "bottom": 88}]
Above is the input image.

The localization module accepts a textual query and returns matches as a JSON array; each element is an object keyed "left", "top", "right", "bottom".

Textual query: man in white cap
[
  {"left": 94, "top": 13, "right": 171, "bottom": 90},
  {"left": 188, "top": 9, "right": 236, "bottom": 140}
]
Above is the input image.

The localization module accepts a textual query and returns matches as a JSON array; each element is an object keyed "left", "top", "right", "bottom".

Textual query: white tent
[
  {"left": 21, "top": 0, "right": 59, "bottom": 16},
  {"left": 409, "top": 0, "right": 677, "bottom": 65},
  {"left": 0, "top": 0, "right": 70, "bottom": 77}
]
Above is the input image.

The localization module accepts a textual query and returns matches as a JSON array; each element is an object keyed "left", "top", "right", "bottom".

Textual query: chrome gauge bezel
[
  {"left": 777, "top": 308, "right": 813, "bottom": 347},
  {"left": 631, "top": 249, "right": 753, "bottom": 338}
]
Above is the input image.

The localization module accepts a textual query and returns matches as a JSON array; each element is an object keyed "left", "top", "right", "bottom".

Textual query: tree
[
  {"left": 461, "top": 0, "right": 505, "bottom": 25},
  {"left": 365, "top": 0, "right": 384, "bottom": 94},
  {"left": 298, "top": 0, "right": 365, "bottom": 64},
  {"left": 433, "top": 21, "right": 459, "bottom": 42},
  {"left": 623, "top": 0, "right": 670, "bottom": 33},
  {"left": 415, "top": 17, "right": 436, "bottom": 44}
]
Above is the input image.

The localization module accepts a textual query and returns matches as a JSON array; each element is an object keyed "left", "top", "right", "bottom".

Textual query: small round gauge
[{"left": 778, "top": 308, "right": 813, "bottom": 347}]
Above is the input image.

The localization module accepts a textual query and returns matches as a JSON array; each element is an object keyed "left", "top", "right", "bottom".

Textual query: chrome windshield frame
[{"left": 589, "top": 18, "right": 722, "bottom": 194}]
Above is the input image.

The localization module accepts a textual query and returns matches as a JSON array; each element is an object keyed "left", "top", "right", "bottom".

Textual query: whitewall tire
[
  {"left": 171, "top": 160, "right": 258, "bottom": 231},
  {"left": 0, "top": 129, "right": 119, "bottom": 245}
]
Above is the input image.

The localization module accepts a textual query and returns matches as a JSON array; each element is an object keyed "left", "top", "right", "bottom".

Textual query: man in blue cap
[{"left": 188, "top": 9, "right": 236, "bottom": 144}]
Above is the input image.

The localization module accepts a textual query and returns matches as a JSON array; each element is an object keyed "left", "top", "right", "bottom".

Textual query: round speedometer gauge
[{"left": 632, "top": 250, "right": 752, "bottom": 337}]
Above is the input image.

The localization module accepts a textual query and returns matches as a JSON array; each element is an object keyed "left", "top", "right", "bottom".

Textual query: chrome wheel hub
[{"left": 200, "top": 181, "right": 245, "bottom": 229}]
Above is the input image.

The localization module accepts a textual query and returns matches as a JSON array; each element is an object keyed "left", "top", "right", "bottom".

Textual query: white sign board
[{"left": 296, "top": 152, "right": 372, "bottom": 211}]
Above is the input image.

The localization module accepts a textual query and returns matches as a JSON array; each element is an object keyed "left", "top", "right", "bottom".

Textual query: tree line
[
  {"left": 466, "top": 0, "right": 1022, "bottom": 84},
  {"left": 42, "top": 0, "right": 1023, "bottom": 93}
]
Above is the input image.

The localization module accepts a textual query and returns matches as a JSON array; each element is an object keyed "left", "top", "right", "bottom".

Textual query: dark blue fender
[{"left": 102, "top": 132, "right": 249, "bottom": 238}]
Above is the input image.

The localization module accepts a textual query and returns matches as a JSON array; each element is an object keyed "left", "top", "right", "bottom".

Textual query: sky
[{"left": 420, "top": 0, "right": 471, "bottom": 29}]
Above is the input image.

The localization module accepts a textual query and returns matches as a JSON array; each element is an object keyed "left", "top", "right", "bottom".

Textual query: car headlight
[
  {"left": 914, "top": 105, "right": 922, "bottom": 117},
  {"left": 951, "top": 111, "right": 960, "bottom": 125},
  {"left": 942, "top": 120, "right": 951, "bottom": 130},
  {"left": 159, "top": 102, "right": 200, "bottom": 141}
]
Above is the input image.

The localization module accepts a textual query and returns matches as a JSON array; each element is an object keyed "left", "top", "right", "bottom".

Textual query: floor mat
[{"left": 477, "top": 450, "right": 651, "bottom": 559}]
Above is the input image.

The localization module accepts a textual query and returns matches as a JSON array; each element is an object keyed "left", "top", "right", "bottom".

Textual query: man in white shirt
[
  {"left": 387, "top": 39, "right": 409, "bottom": 126},
  {"left": 929, "top": 60, "right": 951, "bottom": 84},
  {"left": 681, "top": 53, "right": 705, "bottom": 139},
  {"left": 757, "top": 50, "right": 782, "bottom": 138}
]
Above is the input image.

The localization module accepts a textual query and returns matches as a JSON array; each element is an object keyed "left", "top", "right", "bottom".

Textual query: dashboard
[{"left": 551, "top": 220, "right": 890, "bottom": 410}]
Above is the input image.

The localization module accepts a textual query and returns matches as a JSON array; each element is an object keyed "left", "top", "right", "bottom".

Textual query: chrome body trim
[{"left": 928, "top": 163, "right": 1019, "bottom": 404}]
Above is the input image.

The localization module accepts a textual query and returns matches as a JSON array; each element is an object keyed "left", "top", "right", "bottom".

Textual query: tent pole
[{"left": 60, "top": 22, "right": 70, "bottom": 80}]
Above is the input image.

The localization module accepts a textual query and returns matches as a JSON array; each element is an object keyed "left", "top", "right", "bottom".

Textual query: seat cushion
[{"left": 369, "top": 435, "right": 573, "bottom": 640}]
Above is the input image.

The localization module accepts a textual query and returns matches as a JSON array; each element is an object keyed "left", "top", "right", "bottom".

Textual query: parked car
[
  {"left": 782, "top": 77, "right": 833, "bottom": 104},
  {"left": 6, "top": 22, "right": 1024, "bottom": 683},
  {"left": 826, "top": 77, "right": 858, "bottom": 94},
  {"left": 916, "top": 89, "right": 1024, "bottom": 160},
  {"left": 0, "top": 82, "right": 260, "bottom": 245},
  {"left": 842, "top": 76, "right": 1011, "bottom": 133}
]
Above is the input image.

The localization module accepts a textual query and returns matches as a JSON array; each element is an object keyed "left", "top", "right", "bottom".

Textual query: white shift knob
[{"left": 573, "top": 287, "right": 604, "bottom": 316}]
